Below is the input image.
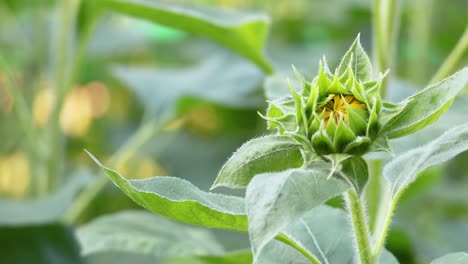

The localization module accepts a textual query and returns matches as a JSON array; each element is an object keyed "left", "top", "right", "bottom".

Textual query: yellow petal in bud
[{"left": 319, "top": 94, "right": 366, "bottom": 125}]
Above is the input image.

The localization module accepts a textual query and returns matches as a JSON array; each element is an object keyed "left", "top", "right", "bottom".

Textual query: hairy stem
[
  {"left": 64, "top": 120, "right": 168, "bottom": 224},
  {"left": 275, "top": 233, "right": 321, "bottom": 264},
  {"left": 346, "top": 189, "right": 373, "bottom": 264},
  {"left": 366, "top": 159, "right": 382, "bottom": 232},
  {"left": 368, "top": 1, "right": 401, "bottom": 257},
  {"left": 371, "top": 188, "right": 400, "bottom": 261},
  {"left": 430, "top": 26, "right": 468, "bottom": 85}
]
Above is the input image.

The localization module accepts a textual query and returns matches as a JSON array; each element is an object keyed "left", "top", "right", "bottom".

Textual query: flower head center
[{"left": 320, "top": 94, "right": 366, "bottom": 124}]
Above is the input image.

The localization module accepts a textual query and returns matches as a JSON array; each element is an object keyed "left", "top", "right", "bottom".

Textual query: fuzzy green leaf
[
  {"left": 245, "top": 168, "right": 349, "bottom": 262},
  {"left": 284, "top": 206, "right": 399, "bottom": 264},
  {"left": 170, "top": 251, "right": 253, "bottom": 264},
  {"left": 380, "top": 67, "right": 468, "bottom": 138},
  {"left": 334, "top": 121, "right": 356, "bottom": 152},
  {"left": 430, "top": 252, "right": 468, "bottom": 264},
  {"left": 77, "top": 210, "right": 224, "bottom": 257},
  {"left": 264, "top": 103, "right": 296, "bottom": 132},
  {"left": 311, "top": 128, "right": 335, "bottom": 155},
  {"left": 86, "top": 250, "right": 253, "bottom": 264},
  {"left": 0, "top": 171, "right": 91, "bottom": 226},
  {"left": 344, "top": 136, "right": 371, "bottom": 155},
  {"left": 113, "top": 52, "right": 264, "bottom": 120},
  {"left": 337, "top": 34, "right": 373, "bottom": 82},
  {"left": 212, "top": 135, "right": 303, "bottom": 189},
  {"left": 341, "top": 156, "right": 369, "bottom": 193},
  {"left": 94, "top": 0, "right": 273, "bottom": 73},
  {"left": 317, "top": 62, "right": 332, "bottom": 96},
  {"left": 375, "top": 124, "right": 468, "bottom": 261},
  {"left": 384, "top": 123, "right": 468, "bottom": 196},
  {"left": 88, "top": 152, "right": 248, "bottom": 232}
]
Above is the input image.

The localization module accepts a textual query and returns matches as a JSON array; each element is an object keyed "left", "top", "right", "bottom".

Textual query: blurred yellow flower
[
  {"left": 185, "top": 105, "right": 219, "bottom": 135},
  {"left": 116, "top": 155, "right": 166, "bottom": 180},
  {"left": 60, "top": 87, "right": 93, "bottom": 137},
  {"left": 32, "top": 81, "right": 110, "bottom": 137},
  {"left": 0, "top": 75, "right": 14, "bottom": 113},
  {"left": 0, "top": 152, "right": 30, "bottom": 198},
  {"left": 33, "top": 88, "right": 56, "bottom": 127},
  {"left": 83, "top": 81, "right": 110, "bottom": 118}
]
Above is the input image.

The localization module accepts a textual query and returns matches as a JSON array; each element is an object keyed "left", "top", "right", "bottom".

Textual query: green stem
[
  {"left": 372, "top": 0, "right": 402, "bottom": 98},
  {"left": 370, "top": 22, "right": 468, "bottom": 264},
  {"left": 0, "top": 58, "right": 40, "bottom": 197},
  {"left": 0, "top": 60, "right": 35, "bottom": 148},
  {"left": 43, "top": 0, "right": 82, "bottom": 194},
  {"left": 430, "top": 26, "right": 468, "bottom": 85},
  {"left": 275, "top": 233, "right": 320, "bottom": 264},
  {"left": 346, "top": 189, "right": 373, "bottom": 264},
  {"left": 372, "top": 0, "right": 386, "bottom": 74},
  {"left": 368, "top": 0, "right": 401, "bottom": 256},
  {"left": 70, "top": 7, "right": 100, "bottom": 85},
  {"left": 366, "top": 159, "right": 382, "bottom": 232},
  {"left": 407, "top": 0, "right": 433, "bottom": 84},
  {"left": 64, "top": 120, "right": 167, "bottom": 224},
  {"left": 371, "top": 187, "right": 400, "bottom": 261}
]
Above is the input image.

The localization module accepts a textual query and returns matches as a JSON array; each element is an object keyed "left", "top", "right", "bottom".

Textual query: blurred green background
[{"left": 0, "top": 0, "right": 467, "bottom": 263}]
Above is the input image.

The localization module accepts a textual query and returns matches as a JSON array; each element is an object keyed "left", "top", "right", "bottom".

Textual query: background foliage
[{"left": 0, "top": 0, "right": 467, "bottom": 263}]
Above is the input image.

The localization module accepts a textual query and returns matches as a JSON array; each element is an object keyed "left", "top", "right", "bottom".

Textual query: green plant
[
  {"left": 86, "top": 34, "right": 468, "bottom": 262},
  {"left": 1, "top": 0, "right": 468, "bottom": 263}
]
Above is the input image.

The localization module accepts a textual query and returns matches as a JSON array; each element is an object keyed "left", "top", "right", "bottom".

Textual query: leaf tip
[
  {"left": 84, "top": 149, "right": 103, "bottom": 167},
  {"left": 209, "top": 182, "right": 219, "bottom": 191}
]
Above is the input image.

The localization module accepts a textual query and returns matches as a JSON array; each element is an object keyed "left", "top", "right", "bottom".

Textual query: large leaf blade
[
  {"left": 245, "top": 168, "right": 349, "bottom": 262},
  {"left": 88, "top": 152, "right": 248, "bottom": 232},
  {"left": 86, "top": 250, "right": 253, "bottom": 264},
  {"left": 431, "top": 252, "right": 468, "bottom": 264},
  {"left": 77, "top": 210, "right": 224, "bottom": 257},
  {"left": 384, "top": 123, "right": 468, "bottom": 196},
  {"left": 113, "top": 52, "right": 264, "bottom": 120},
  {"left": 284, "top": 205, "right": 398, "bottom": 264},
  {"left": 380, "top": 67, "right": 468, "bottom": 138},
  {"left": 212, "top": 135, "right": 303, "bottom": 189},
  {"left": 94, "top": 0, "right": 273, "bottom": 73},
  {"left": 0, "top": 171, "right": 91, "bottom": 226}
]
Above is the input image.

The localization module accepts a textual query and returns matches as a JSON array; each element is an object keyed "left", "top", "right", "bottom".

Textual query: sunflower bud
[{"left": 263, "top": 35, "right": 387, "bottom": 157}]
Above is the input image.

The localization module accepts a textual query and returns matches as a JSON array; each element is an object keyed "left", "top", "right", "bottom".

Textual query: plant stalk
[
  {"left": 430, "top": 26, "right": 468, "bottom": 85},
  {"left": 0, "top": 60, "right": 35, "bottom": 148},
  {"left": 372, "top": 0, "right": 402, "bottom": 98},
  {"left": 368, "top": 0, "right": 401, "bottom": 252},
  {"left": 371, "top": 187, "right": 400, "bottom": 261},
  {"left": 366, "top": 159, "right": 382, "bottom": 232},
  {"left": 345, "top": 189, "right": 373, "bottom": 264},
  {"left": 407, "top": 0, "right": 433, "bottom": 84},
  {"left": 42, "top": 0, "right": 82, "bottom": 195}
]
